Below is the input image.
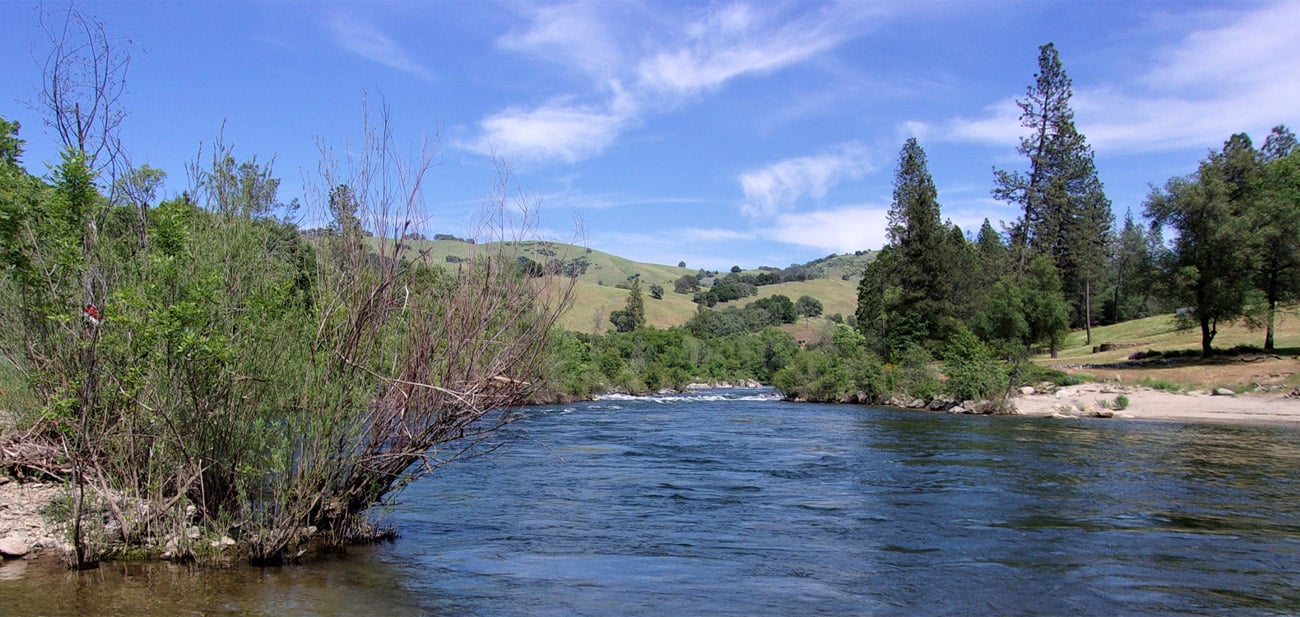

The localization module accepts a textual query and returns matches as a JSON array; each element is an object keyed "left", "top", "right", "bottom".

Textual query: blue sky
[{"left": 3, "top": 1, "right": 1298, "bottom": 271}]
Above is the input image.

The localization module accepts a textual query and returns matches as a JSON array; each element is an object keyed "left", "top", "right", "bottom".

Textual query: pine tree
[
  {"left": 883, "top": 138, "right": 953, "bottom": 343},
  {"left": 1106, "top": 210, "right": 1161, "bottom": 323},
  {"left": 993, "top": 42, "right": 1113, "bottom": 341}
]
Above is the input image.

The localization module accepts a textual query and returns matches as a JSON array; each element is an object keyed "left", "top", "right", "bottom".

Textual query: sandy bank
[{"left": 1013, "top": 382, "right": 1300, "bottom": 426}]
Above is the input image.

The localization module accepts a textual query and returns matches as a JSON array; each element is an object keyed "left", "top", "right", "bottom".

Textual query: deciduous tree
[{"left": 1146, "top": 135, "right": 1257, "bottom": 356}]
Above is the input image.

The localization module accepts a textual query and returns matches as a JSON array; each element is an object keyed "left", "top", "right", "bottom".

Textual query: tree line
[
  {"left": 558, "top": 42, "right": 1300, "bottom": 407},
  {"left": 856, "top": 43, "right": 1298, "bottom": 366}
]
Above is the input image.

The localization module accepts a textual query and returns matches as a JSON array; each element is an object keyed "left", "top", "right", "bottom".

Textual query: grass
[
  {"left": 1055, "top": 307, "right": 1300, "bottom": 364},
  {"left": 1133, "top": 377, "right": 1185, "bottom": 393},
  {"left": 1036, "top": 304, "right": 1300, "bottom": 392}
]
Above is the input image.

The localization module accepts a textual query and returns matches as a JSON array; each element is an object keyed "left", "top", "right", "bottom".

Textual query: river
[{"left": 2, "top": 389, "right": 1299, "bottom": 615}]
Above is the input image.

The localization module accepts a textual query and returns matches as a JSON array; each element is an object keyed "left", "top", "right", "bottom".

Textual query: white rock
[
  {"left": 210, "top": 535, "right": 236, "bottom": 548},
  {"left": 0, "top": 537, "right": 31, "bottom": 558},
  {"left": 1214, "top": 388, "right": 1235, "bottom": 396},
  {"left": 1019, "top": 386, "right": 1036, "bottom": 395}
]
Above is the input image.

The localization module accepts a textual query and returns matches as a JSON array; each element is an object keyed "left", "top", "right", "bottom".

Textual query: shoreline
[
  {"left": 1010, "top": 382, "right": 1300, "bottom": 427},
  {"left": 6, "top": 382, "right": 1300, "bottom": 569}
]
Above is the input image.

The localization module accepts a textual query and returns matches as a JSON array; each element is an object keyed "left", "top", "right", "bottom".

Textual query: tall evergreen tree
[
  {"left": 1105, "top": 209, "right": 1162, "bottom": 323},
  {"left": 610, "top": 278, "right": 646, "bottom": 333},
  {"left": 855, "top": 247, "right": 923, "bottom": 361},
  {"left": 993, "top": 42, "right": 1113, "bottom": 341},
  {"left": 882, "top": 138, "right": 953, "bottom": 343}
]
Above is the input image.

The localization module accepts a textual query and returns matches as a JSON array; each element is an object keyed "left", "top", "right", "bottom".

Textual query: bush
[
  {"left": 0, "top": 118, "right": 573, "bottom": 566},
  {"left": 942, "top": 329, "right": 1008, "bottom": 401}
]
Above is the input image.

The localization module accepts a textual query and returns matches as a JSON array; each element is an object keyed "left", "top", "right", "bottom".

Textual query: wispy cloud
[
  {"left": 762, "top": 205, "right": 890, "bottom": 254},
  {"left": 635, "top": 3, "right": 846, "bottom": 99},
  {"left": 542, "top": 190, "right": 712, "bottom": 211},
  {"left": 326, "top": 12, "right": 432, "bottom": 80},
  {"left": 467, "top": 101, "right": 628, "bottom": 164},
  {"left": 466, "top": 2, "right": 874, "bottom": 165},
  {"left": 738, "top": 142, "right": 874, "bottom": 217},
  {"left": 497, "top": 2, "right": 625, "bottom": 81},
  {"left": 944, "top": 1, "right": 1300, "bottom": 153}
]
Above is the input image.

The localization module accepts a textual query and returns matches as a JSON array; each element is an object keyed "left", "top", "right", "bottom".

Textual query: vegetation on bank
[{"left": 0, "top": 7, "right": 576, "bottom": 567}]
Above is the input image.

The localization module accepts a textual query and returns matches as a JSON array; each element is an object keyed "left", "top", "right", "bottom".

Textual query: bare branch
[{"left": 36, "top": 4, "right": 130, "bottom": 176}]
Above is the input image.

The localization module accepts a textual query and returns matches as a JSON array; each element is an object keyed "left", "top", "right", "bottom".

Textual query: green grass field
[{"left": 1053, "top": 306, "right": 1300, "bottom": 363}]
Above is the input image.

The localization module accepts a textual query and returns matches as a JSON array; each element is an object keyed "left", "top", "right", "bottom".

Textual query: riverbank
[
  {"left": 6, "top": 381, "right": 1300, "bottom": 569},
  {"left": 0, "top": 478, "right": 61, "bottom": 563},
  {"left": 1012, "top": 382, "right": 1300, "bottom": 426}
]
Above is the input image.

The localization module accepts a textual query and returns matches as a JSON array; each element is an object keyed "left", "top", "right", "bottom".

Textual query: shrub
[
  {"left": 0, "top": 117, "right": 573, "bottom": 566},
  {"left": 942, "top": 329, "right": 1008, "bottom": 401}
]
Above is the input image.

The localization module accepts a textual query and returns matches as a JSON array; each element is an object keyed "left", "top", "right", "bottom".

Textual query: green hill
[{"left": 381, "top": 238, "right": 870, "bottom": 333}]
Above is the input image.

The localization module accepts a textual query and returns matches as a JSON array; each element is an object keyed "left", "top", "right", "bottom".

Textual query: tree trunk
[
  {"left": 1085, "top": 279, "right": 1092, "bottom": 345},
  {"left": 1265, "top": 299, "right": 1276, "bottom": 352},
  {"left": 1200, "top": 316, "right": 1216, "bottom": 357}
]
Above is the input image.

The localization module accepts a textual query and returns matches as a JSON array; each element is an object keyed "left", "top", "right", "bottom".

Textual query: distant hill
[{"left": 379, "top": 237, "right": 874, "bottom": 334}]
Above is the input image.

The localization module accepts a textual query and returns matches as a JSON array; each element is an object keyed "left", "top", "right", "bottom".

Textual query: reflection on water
[
  {"left": 3, "top": 390, "right": 1299, "bottom": 616},
  {"left": 0, "top": 547, "right": 434, "bottom": 617}
]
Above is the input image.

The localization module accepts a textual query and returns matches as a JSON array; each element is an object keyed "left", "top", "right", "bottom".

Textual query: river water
[{"left": 3, "top": 389, "right": 1299, "bottom": 615}]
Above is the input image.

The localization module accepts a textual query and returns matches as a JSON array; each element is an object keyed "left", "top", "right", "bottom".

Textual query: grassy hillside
[
  {"left": 1051, "top": 308, "right": 1300, "bottom": 364},
  {"left": 390, "top": 238, "right": 866, "bottom": 333},
  {"left": 1040, "top": 306, "right": 1300, "bottom": 392}
]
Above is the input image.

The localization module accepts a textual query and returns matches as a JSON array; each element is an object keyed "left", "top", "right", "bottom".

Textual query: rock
[
  {"left": 0, "top": 537, "right": 31, "bottom": 558},
  {"left": 210, "top": 535, "right": 236, "bottom": 548},
  {"left": 1055, "top": 404, "right": 1079, "bottom": 416},
  {"left": 1091, "top": 409, "right": 1115, "bottom": 418},
  {"left": 1214, "top": 388, "right": 1235, "bottom": 396},
  {"left": 1019, "top": 386, "right": 1036, "bottom": 395}
]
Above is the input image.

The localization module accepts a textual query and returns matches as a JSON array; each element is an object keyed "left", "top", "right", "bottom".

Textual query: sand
[{"left": 1012, "top": 382, "right": 1300, "bottom": 427}]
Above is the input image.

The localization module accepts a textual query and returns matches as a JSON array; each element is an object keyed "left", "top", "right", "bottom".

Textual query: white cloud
[
  {"left": 467, "top": 2, "right": 873, "bottom": 165},
  {"left": 945, "top": 1, "right": 1300, "bottom": 153},
  {"left": 763, "top": 206, "right": 890, "bottom": 254},
  {"left": 738, "top": 143, "right": 873, "bottom": 217},
  {"left": 683, "top": 227, "right": 755, "bottom": 242},
  {"left": 635, "top": 4, "right": 844, "bottom": 98},
  {"left": 326, "top": 13, "right": 432, "bottom": 80},
  {"left": 497, "top": 2, "right": 623, "bottom": 80},
  {"left": 463, "top": 101, "right": 628, "bottom": 164}
]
